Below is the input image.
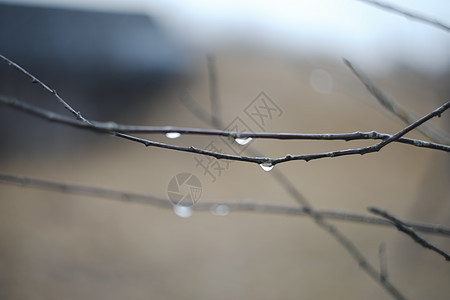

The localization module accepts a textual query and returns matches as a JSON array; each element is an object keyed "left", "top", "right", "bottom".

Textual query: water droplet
[
  {"left": 259, "top": 162, "right": 274, "bottom": 172},
  {"left": 310, "top": 69, "right": 334, "bottom": 94},
  {"left": 210, "top": 204, "right": 230, "bottom": 216},
  {"left": 235, "top": 137, "right": 252, "bottom": 145},
  {"left": 166, "top": 132, "right": 181, "bottom": 139},
  {"left": 173, "top": 205, "right": 193, "bottom": 218}
]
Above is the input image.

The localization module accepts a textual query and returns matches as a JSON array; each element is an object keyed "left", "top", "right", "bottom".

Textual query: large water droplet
[
  {"left": 210, "top": 204, "right": 230, "bottom": 216},
  {"left": 173, "top": 205, "right": 193, "bottom": 218},
  {"left": 235, "top": 137, "right": 252, "bottom": 145},
  {"left": 259, "top": 162, "right": 274, "bottom": 172},
  {"left": 166, "top": 132, "right": 181, "bottom": 139}
]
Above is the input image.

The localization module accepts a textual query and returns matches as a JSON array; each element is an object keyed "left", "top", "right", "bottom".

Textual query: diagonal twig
[
  {"left": 369, "top": 207, "right": 450, "bottom": 261},
  {"left": 206, "top": 54, "right": 221, "bottom": 127},
  {"left": 374, "top": 101, "right": 450, "bottom": 149},
  {"left": 0, "top": 54, "right": 90, "bottom": 123},
  {"left": 356, "top": 0, "right": 450, "bottom": 32},
  {"left": 344, "top": 58, "right": 450, "bottom": 144},
  {"left": 379, "top": 242, "right": 388, "bottom": 282}
]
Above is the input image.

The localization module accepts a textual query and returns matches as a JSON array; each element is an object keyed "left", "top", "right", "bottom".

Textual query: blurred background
[{"left": 0, "top": 0, "right": 449, "bottom": 299}]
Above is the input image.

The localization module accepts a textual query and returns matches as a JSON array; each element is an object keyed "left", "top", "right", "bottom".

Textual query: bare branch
[
  {"left": 1, "top": 54, "right": 448, "bottom": 175},
  {"left": 2, "top": 172, "right": 449, "bottom": 237},
  {"left": 356, "top": 0, "right": 450, "bottom": 32},
  {"left": 369, "top": 207, "right": 450, "bottom": 261},
  {"left": 313, "top": 216, "right": 407, "bottom": 299},
  {"left": 0, "top": 95, "right": 261, "bottom": 162},
  {"left": 3, "top": 93, "right": 448, "bottom": 148},
  {"left": 0, "top": 54, "right": 90, "bottom": 123},
  {"left": 1, "top": 96, "right": 448, "bottom": 167},
  {"left": 375, "top": 101, "right": 450, "bottom": 149},
  {"left": 344, "top": 58, "right": 450, "bottom": 144},
  {"left": 207, "top": 53, "right": 221, "bottom": 127},
  {"left": 3, "top": 53, "right": 447, "bottom": 151}
]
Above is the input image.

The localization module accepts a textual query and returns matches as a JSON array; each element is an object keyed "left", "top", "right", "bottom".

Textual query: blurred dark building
[{"left": 0, "top": 2, "right": 191, "bottom": 156}]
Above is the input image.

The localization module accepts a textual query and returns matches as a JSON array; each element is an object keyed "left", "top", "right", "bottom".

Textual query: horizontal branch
[
  {"left": 1, "top": 173, "right": 449, "bottom": 236},
  {"left": 1, "top": 96, "right": 449, "bottom": 167},
  {"left": 1, "top": 93, "right": 447, "bottom": 149},
  {"left": 369, "top": 207, "right": 450, "bottom": 261}
]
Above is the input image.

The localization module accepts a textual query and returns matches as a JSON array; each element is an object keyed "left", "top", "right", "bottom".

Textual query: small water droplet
[
  {"left": 210, "top": 204, "right": 230, "bottom": 216},
  {"left": 173, "top": 205, "right": 193, "bottom": 218},
  {"left": 259, "top": 162, "right": 274, "bottom": 172},
  {"left": 166, "top": 132, "right": 181, "bottom": 139},
  {"left": 235, "top": 137, "right": 252, "bottom": 145}
]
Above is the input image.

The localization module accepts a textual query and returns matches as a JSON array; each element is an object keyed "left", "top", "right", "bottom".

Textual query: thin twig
[
  {"left": 369, "top": 207, "right": 450, "bottom": 261},
  {"left": 179, "top": 91, "right": 222, "bottom": 126},
  {"left": 266, "top": 168, "right": 409, "bottom": 299},
  {"left": 206, "top": 54, "right": 221, "bottom": 127},
  {"left": 344, "top": 58, "right": 450, "bottom": 144},
  {"left": 379, "top": 243, "right": 388, "bottom": 282},
  {"left": 261, "top": 169, "right": 407, "bottom": 299},
  {"left": 374, "top": 101, "right": 450, "bottom": 149},
  {"left": 0, "top": 173, "right": 171, "bottom": 208},
  {"left": 356, "top": 0, "right": 450, "bottom": 32},
  {"left": 313, "top": 216, "right": 406, "bottom": 299},
  {"left": 0, "top": 54, "right": 90, "bottom": 123},
  {"left": 0, "top": 95, "right": 257, "bottom": 162},
  {"left": 2, "top": 173, "right": 449, "bottom": 237}
]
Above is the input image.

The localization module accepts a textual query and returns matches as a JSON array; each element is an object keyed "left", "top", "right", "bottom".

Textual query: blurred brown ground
[{"left": 0, "top": 52, "right": 449, "bottom": 299}]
